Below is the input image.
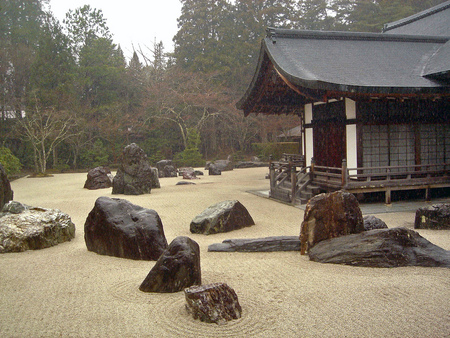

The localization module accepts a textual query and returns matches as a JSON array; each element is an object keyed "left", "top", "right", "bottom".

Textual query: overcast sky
[{"left": 48, "top": 0, "right": 182, "bottom": 59}]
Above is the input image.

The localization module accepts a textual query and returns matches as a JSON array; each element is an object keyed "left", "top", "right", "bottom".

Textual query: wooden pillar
[
  {"left": 291, "top": 164, "right": 297, "bottom": 205},
  {"left": 425, "top": 187, "right": 431, "bottom": 201},
  {"left": 385, "top": 188, "right": 391, "bottom": 205},
  {"left": 341, "top": 159, "right": 347, "bottom": 188},
  {"left": 269, "top": 156, "right": 274, "bottom": 192}
]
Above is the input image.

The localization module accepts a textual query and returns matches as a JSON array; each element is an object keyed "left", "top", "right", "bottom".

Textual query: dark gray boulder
[
  {"left": 139, "top": 236, "right": 201, "bottom": 293},
  {"left": 185, "top": 283, "right": 242, "bottom": 324},
  {"left": 300, "top": 190, "right": 364, "bottom": 254},
  {"left": 190, "top": 200, "right": 255, "bottom": 235},
  {"left": 112, "top": 143, "right": 159, "bottom": 195},
  {"left": 84, "top": 166, "right": 113, "bottom": 190},
  {"left": 308, "top": 227, "right": 450, "bottom": 268},
  {"left": 415, "top": 204, "right": 450, "bottom": 230},
  {"left": 208, "top": 236, "right": 300, "bottom": 252},
  {"left": 208, "top": 164, "right": 221, "bottom": 175},
  {"left": 84, "top": 197, "right": 168, "bottom": 260},
  {"left": 0, "top": 163, "right": 13, "bottom": 209},
  {"left": 363, "top": 215, "right": 388, "bottom": 231}
]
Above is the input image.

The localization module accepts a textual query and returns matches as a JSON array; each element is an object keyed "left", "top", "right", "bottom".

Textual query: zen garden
[{"left": 0, "top": 1, "right": 449, "bottom": 337}]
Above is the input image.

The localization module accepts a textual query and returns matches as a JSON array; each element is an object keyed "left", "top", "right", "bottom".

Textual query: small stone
[
  {"left": 184, "top": 283, "right": 242, "bottom": 324},
  {"left": 83, "top": 166, "right": 113, "bottom": 190},
  {"left": 363, "top": 215, "right": 388, "bottom": 231}
]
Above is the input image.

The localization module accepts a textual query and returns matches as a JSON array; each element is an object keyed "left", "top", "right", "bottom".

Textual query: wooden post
[
  {"left": 385, "top": 188, "right": 391, "bottom": 205},
  {"left": 310, "top": 157, "right": 315, "bottom": 183},
  {"left": 291, "top": 164, "right": 297, "bottom": 205},
  {"left": 425, "top": 187, "right": 431, "bottom": 201},
  {"left": 341, "top": 159, "right": 347, "bottom": 188}
]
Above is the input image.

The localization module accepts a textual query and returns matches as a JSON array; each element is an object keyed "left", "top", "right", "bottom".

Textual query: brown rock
[
  {"left": 300, "top": 190, "right": 364, "bottom": 254},
  {"left": 184, "top": 283, "right": 242, "bottom": 324},
  {"left": 139, "top": 236, "right": 201, "bottom": 293}
]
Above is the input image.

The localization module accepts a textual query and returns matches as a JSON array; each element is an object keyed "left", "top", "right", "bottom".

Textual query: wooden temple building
[{"left": 237, "top": 1, "right": 450, "bottom": 204}]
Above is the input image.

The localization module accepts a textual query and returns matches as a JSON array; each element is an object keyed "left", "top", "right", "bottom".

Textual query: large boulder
[
  {"left": 112, "top": 143, "right": 159, "bottom": 195},
  {"left": 308, "top": 227, "right": 450, "bottom": 268},
  {"left": 84, "top": 197, "right": 168, "bottom": 260},
  {"left": 414, "top": 204, "right": 450, "bottom": 230},
  {"left": 83, "top": 166, "right": 113, "bottom": 190},
  {"left": 190, "top": 200, "right": 255, "bottom": 235},
  {"left": 300, "top": 190, "right": 364, "bottom": 254},
  {"left": 0, "top": 163, "right": 13, "bottom": 209},
  {"left": 0, "top": 202, "right": 75, "bottom": 253},
  {"left": 185, "top": 283, "right": 242, "bottom": 324},
  {"left": 139, "top": 236, "right": 201, "bottom": 293}
]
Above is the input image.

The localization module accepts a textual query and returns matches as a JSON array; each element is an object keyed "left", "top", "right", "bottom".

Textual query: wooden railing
[{"left": 269, "top": 156, "right": 450, "bottom": 204}]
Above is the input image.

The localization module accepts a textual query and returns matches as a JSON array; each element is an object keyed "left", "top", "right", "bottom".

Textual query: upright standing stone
[
  {"left": 139, "top": 236, "right": 201, "bottom": 293},
  {"left": 0, "top": 163, "right": 13, "bottom": 209},
  {"left": 112, "top": 143, "right": 158, "bottom": 195},
  {"left": 300, "top": 191, "right": 364, "bottom": 254}
]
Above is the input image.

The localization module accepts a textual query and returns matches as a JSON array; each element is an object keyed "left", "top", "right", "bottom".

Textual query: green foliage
[
  {"left": 0, "top": 147, "right": 22, "bottom": 176},
  {"left": 79, "top": 139, "right": 109, "bottom": 169},
  {"left": 252, "top": 142, "right": 300, "bottom": 161},
  {"left": 173, "top": 128, "right": 204, "bottom": 167}
]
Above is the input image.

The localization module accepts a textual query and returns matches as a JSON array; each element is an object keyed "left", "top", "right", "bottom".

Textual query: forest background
[{"left": 0, "top": 0, "right": 446, "bottom": 175}]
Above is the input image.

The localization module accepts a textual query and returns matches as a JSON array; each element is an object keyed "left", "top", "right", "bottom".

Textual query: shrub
[
  {"left": 0, "top": 147, "right": 23, "bottom": 176},
  {"left": 251, "top": 142, "right": 300, "bottom": 161}
]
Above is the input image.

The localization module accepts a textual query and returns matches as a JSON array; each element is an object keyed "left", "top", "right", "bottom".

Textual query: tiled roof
[
  {"left": 383, "top": 1, "right": 450, "bottom": 37},
  {"left": 263, "top": 28, "right": 449, "bottom": 93}
]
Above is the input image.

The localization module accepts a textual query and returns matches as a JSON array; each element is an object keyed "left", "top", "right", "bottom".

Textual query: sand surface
[{"left": 1, "top": 167, "right": 449, "bottom": 337}]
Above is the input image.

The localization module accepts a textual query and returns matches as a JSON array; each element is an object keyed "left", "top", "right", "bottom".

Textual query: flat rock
[
  {"left": 0, "top": 204, "right": 75, "bottom": 253},
  {"left": 84, "top": 196, "right": 168, "bottom": 260},
  {"left": 415, "top": 204, "right": 450, "bottom": 230},
  {"left": 208, "top": 236, "right": 300, "bottom": 252},
  {"left": 185, "top": 283, "right": 242, "bottom": 324},
  {"left": 139, "top": 236, "right": 201, "bottom": 293},
  {"left": 308, "top": 227, "right": 450, "bottom": 268},
  {"left": 190, "top": 200, "right": 255, "bottom": 235},
  {"left": 300, "top": 190, "right": 364, "bottom": 254}
]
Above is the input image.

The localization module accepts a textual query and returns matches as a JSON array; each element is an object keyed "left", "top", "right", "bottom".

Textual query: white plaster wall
[
  {"left": 304, "top": 104, "right": 313, "bottom": 166},
  {"left": 345, "top": 99, "right": 357, "bottom": 169}
]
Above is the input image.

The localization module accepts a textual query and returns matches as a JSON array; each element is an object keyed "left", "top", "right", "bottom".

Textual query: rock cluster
[
  {"left": 83, "top": 166, "right": 113, "bottom": 190},
  {"left": 112, "top": 143, "right": 159, "bottom": 195},
  {"left": 300, "top": 190, "right": 364, "bottom": 254},
  {"left": 414, "top": 203, "right": 450, "bottom": 230},
  {"left": 0, "top": 201, "right": 75, "bottom": 253},
  {"left": 208, "top": 236, "right": 300, "bottom": 252},
  {"left": 139, "top": 236, "right": 201, "bottom": 293},
  {"left": 184, "top": 283, "right": 242, "bottom": 324},
  {"left": 84, "top": 196, "right": 168, "bottom": 260},
  {"left": 156, "top": 160, "right": 177, "bottom": 178},
  {"left": 190, "top": 200, "right": 255, "bottom": 235},
  {"left": 0, "top": 163, "right": 13, "bottom": 209}
]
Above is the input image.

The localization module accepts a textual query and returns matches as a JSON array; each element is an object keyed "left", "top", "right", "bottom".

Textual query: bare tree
[{"left": 17, "top": 104, "right": 79, "bottom": 174}]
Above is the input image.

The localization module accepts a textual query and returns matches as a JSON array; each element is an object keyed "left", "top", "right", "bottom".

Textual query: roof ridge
[
  {"left": 266, "top": 27, "right": 448, "bottom": 44},
  {"left": 383, "top": 1, "right": 450, "bottom": 32}
]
